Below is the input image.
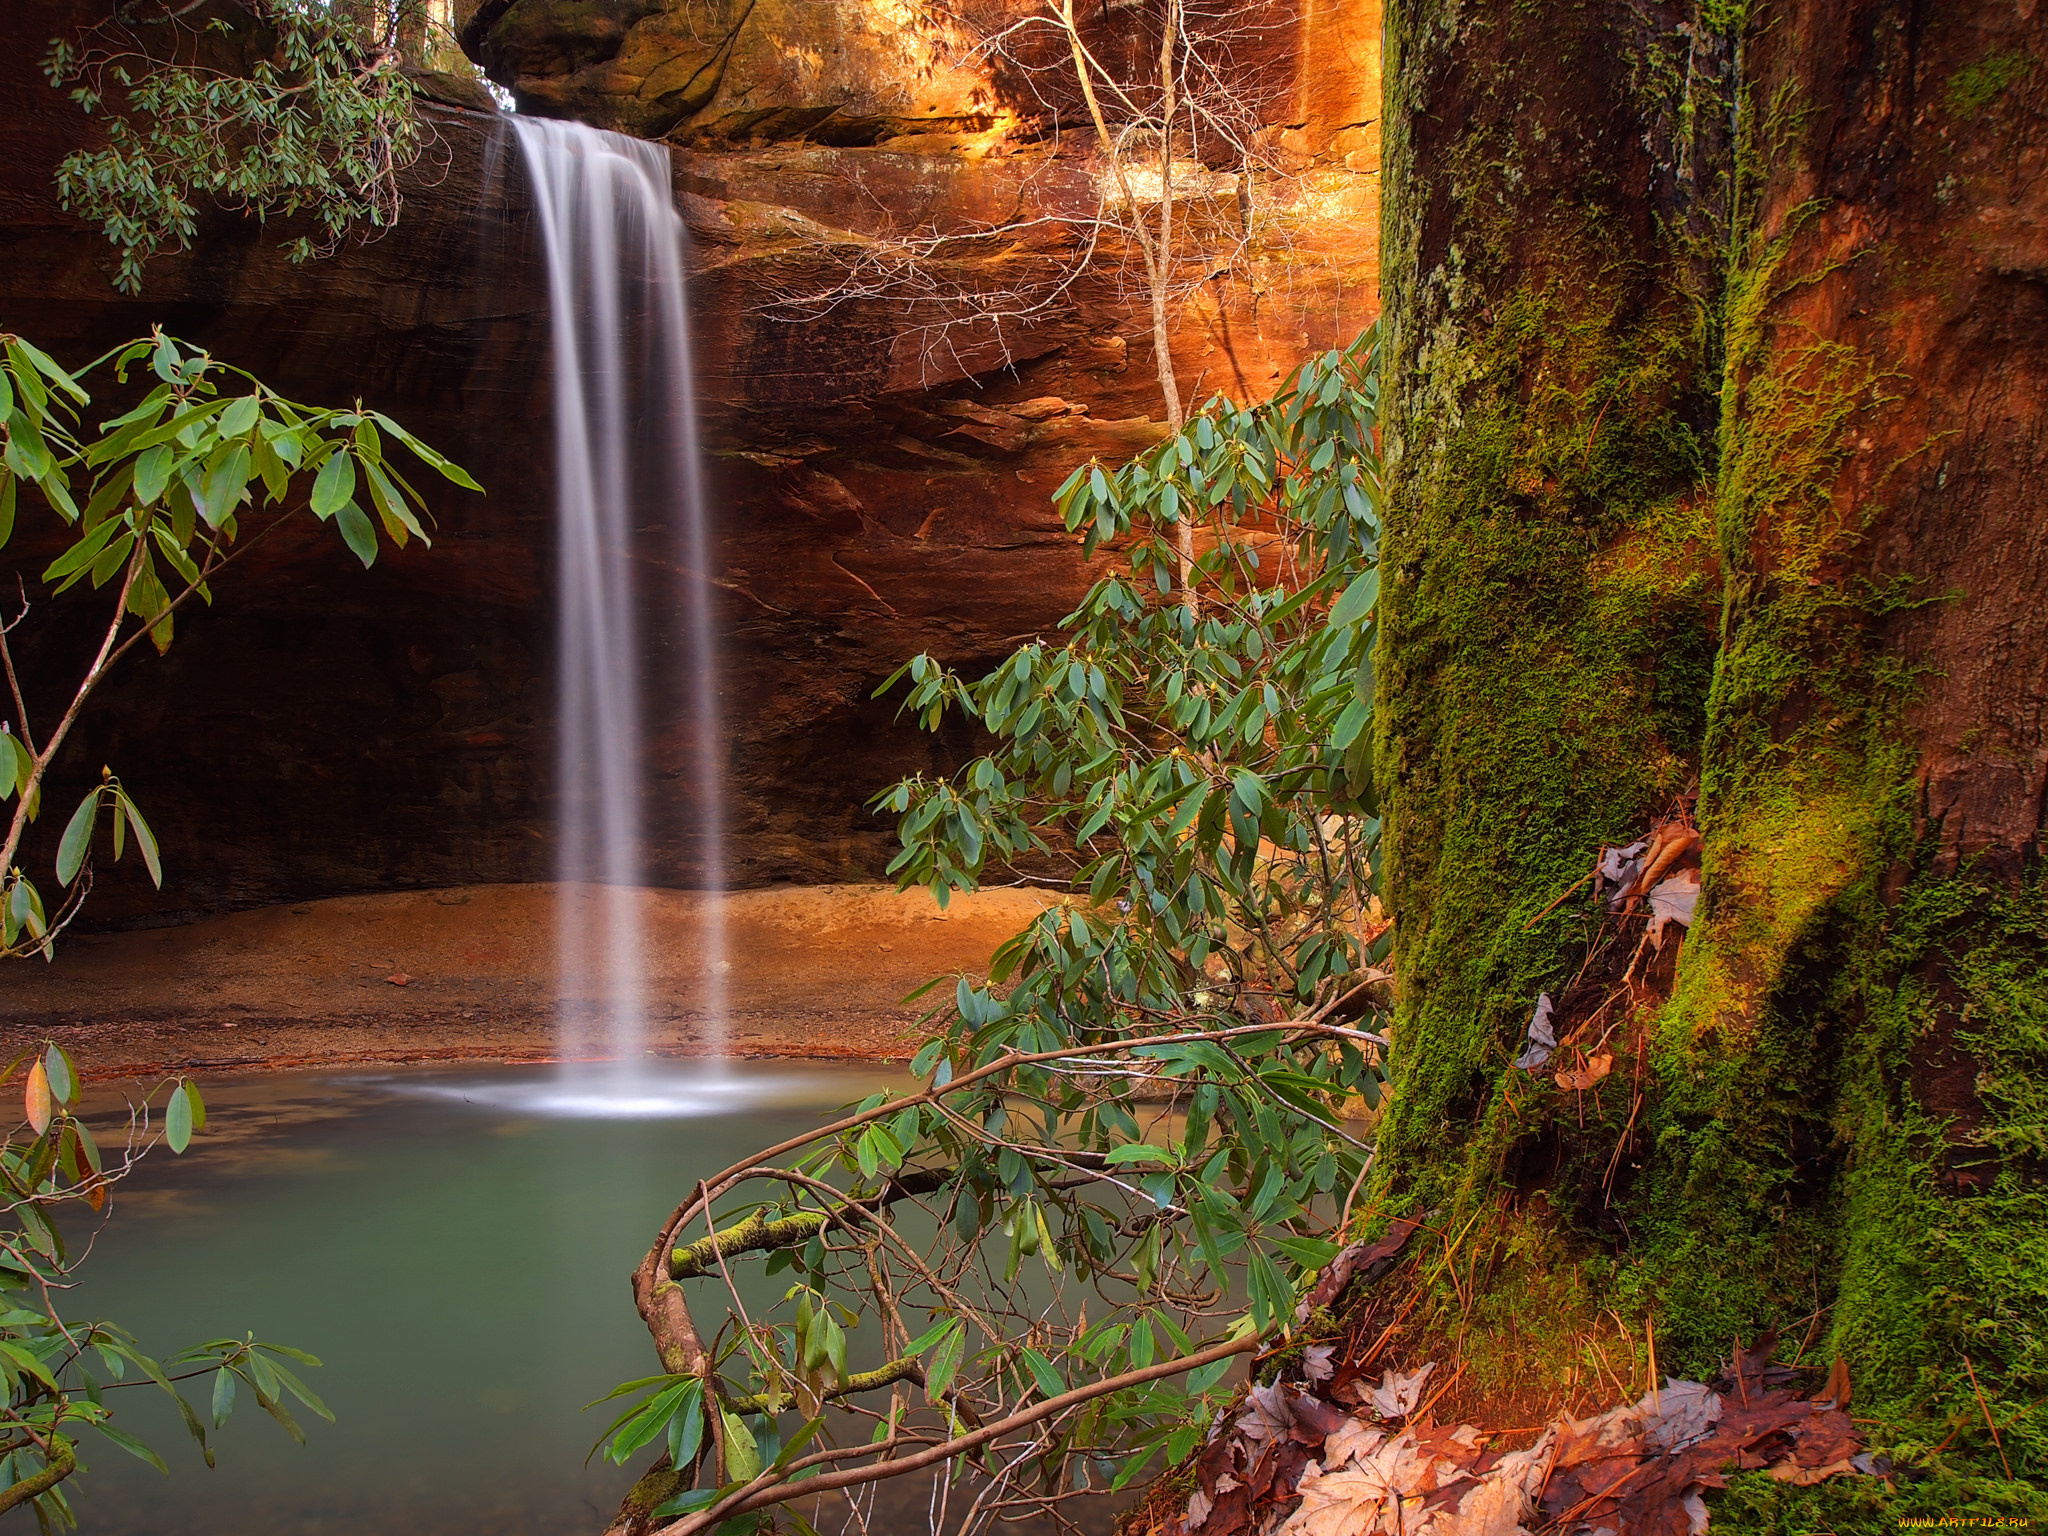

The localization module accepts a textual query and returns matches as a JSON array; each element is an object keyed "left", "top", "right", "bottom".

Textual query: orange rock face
[{"left": 0, "top": 0, "right": 1377, "bottom": 923}]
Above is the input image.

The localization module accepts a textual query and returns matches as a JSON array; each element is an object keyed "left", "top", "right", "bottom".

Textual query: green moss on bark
[
  {"left": 1373, "top": 0, "right": 2047, "bottom": 1515},
  {"left": 1376, "top": 0, "right": 1723, "bottom": 1216}
]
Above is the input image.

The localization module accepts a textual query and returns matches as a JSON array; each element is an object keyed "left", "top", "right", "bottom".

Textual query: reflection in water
[{"left": 380, "top": 1065, "right": 849, "bottom": 1121}]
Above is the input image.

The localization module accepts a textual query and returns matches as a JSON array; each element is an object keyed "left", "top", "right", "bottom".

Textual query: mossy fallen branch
[
  {"left": 668, "top": 1169, "right": 953, "bottom": 1279},
  {"left": 724, "top": 1354, "right": 933, "bottom": 1416}
]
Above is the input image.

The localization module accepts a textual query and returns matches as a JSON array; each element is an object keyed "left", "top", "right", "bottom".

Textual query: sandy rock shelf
[{"left": 0, "top": 883, "right": 1050, "bottom": 1079}]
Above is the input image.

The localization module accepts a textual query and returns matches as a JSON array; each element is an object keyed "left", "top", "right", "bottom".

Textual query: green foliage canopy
[{"left": 45, "top": 0, "right": 423, "bottom": 294}]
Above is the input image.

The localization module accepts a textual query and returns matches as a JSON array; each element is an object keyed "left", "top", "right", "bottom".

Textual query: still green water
[{"left": 61, "top": 1061, "right": 906, "bottom": 1535}]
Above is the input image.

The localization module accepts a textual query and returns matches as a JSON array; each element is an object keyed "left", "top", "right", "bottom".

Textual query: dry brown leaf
[
  {"left": 1818, "top": 1355, "right": 1851, "bottom": 1409},
  {"left": 1554, "top": 1052, "right": 1614, "bottom": 1091},
  {"left": 1420, "top": 1470, "right": 1533, "bottom": 1536},
  {"left": 1513, "top": 994, "right": 1557, "bottom": 1071},
  {"left": 1631, "top": 823, "right": 1701, "bottom": 898},
  {"left": 1322, "top": 1419, "right": 1386, "bottom": 1471},
  {"left": 1646, "top": 871, "right": 1701, "bottom": 949},
  {"left": 1598, "top": 839, "right": 1650, "bottom": 909},
  {"left": 1277, "top": 1461, "right": 1400, "bottom": 1535},
  {"left": 24, "top": 1059, "right": 50, "bottom": 1136},
  {"left": 1769, "top": 1455, "right": 1859, "bottom": 1486},
  {"left": 1642, "top": 1381, "right": 1721, "bottom": 1451},
  {"left": 1299, "top": 1215, "right": 1425, "bottom": 1323},
  {"left": 1367, "top": 1362, "right": 1436, "bottom": 1420}
]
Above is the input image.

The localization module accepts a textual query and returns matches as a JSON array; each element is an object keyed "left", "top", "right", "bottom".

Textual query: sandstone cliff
[{"left": 0, "top": 0, "right": 1377, "bottom": 923}]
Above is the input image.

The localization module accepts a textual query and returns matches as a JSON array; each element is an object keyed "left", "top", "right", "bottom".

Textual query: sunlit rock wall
[{"left": 0, "top": 0, "right": 1376, "bottom": 924}]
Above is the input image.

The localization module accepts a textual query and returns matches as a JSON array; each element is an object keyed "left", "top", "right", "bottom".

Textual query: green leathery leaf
[
  {"left": 310, "top": 449, "right": 355, "bottom": 518},
  {"left": 901, "top": 1316, "right": 957, "bottom": 1356},
  {"left": 165, "top": 1083, "right": 193, "bottom": 1154},
  {"left": 56, "top": 787, "right": 100, "bottom": 885},
  {"left": 132, "top": 443, "right": 173, "bottom": 506},
  {"left": 1020, "top": 1348, "right": 1064, "bottom": 1400},
  {"left": 118, "top": 791, "right": 162, "bottom": 887},
  {"left": 606, "top": 1380, "right": 691, "bottom": 1464},
  {"left": 650, "top": 1489, "right": 722, "bottom": 1519},
  {"left": 823, "top": 1311, "right": 847, "bottom": 1384},
  {"left": 210, "top": 1364, "right": 235, "bottom": 1427},
  {"left": 255, "top": 1385, "right": 307, "bottom": 1444},
  {"left": 43, "top": 1045, "right": 73, "bottom": 1106},
  {"left": 1331, "top": 696, "right": 1370, "bottom": 750},
  {"left": 261, "top": 1355, "right": 330, "bottom": 1419},
  {"left": 81, "top": 459, "right": 135, "bottom": 528},
  {"left": 175, "top": 1390, "right": 217, "bottom": 1468},
  {"left": 720, "top": 1407, "right": 761, "bottom": 1482},
  {"left": 334, "top": 502, "right": 377, "bottom": 567},
  {"left": 197, "top": 441, "right": 249, "bottom": 527},
  {"left": 667, "top": 1377, "right": 705, "bottom": 1468},
  {"left": 41, "top": 515, "right": 124, "bottom": 584},
  {"left": 362, "top": 458, "right": 422, "bottom": 546},
  {"left": 248, "top": 1349, "right": 281, "bottom": 1402},
  {"left": 92, "top": 1419, "right": 169, "bottom": 1474},
  {"left": 924, "top": 1321, "right": 966, "bottom": 1400},
  {"left": 217, "top": 394, "right": 260, "bottom": 439}
]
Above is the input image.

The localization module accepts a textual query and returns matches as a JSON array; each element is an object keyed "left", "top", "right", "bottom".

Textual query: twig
[
  {"left": 1961, "top": 1355, "right": 2013, "bottom": 1480},
  {"left": 656, "top": 1333, "right": 1260, "bottom": 1535},
  {"left": 1336, "top": 1152, "right": 1376, "bottom": 1238},
  {"left": 1522, "top": 867, "right": 1594, "bottom": 931},
  {"left": 1601, "top": 1092, "right": 1643, "bottom": 1203}
]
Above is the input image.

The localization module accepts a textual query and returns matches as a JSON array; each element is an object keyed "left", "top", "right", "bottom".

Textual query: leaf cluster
[
  {"left": 44, "top": 0, "right": 424, "bottom": 294},
  {"left": 0, "top": 327, "right": 476, "bottom": 963}
]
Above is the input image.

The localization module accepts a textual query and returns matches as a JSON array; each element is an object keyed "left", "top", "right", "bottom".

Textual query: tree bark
[
  {"left": 1377, "top": 0, "right": 2044, "bottom": 1503},
  {"left": 1376, "top": 0, "right": 1730, "bottom": 1183}
]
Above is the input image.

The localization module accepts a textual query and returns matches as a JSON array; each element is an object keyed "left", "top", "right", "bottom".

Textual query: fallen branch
[
  {"left": 656, "top": 1333, "right": 1262, "bottom": 1536},
  {"left": 668, "top": 1169, "right": 952, "bottom": 1279},
  {"left": 723, "top": 1353, "right": 927, "bottom": 1415}
]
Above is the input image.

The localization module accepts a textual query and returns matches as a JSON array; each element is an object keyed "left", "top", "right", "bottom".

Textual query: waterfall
[{"left": 514, "top": 116, "right": 727, "bottom": 1089}]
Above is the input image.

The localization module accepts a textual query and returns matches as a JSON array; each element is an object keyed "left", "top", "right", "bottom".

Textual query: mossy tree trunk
[{"left": 1376, "top": 0, "right": 2045, "bottom": 1513}]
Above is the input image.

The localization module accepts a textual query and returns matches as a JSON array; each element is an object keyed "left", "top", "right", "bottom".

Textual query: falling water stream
[{"left": 513, "top": 117, "right": 727, "bottom": 1094}]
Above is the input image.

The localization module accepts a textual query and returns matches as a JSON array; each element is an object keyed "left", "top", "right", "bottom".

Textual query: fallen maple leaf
[
  {"left": 1322, "top": 1419, "right": 1386, "bottom": 1471},
  {"left": 1643, "top": 1380, "right": 1721, "bottom": 1452},
  {"left": 1238, "top": 1382, "right": 1296, "bottom": 1443},
  {"left": 1367, "top": 1362, "right": 1435, "bottom": 1421},
  {"left": 1646, "top": 870, "right": 1700, "bottom": 949},
  {"left": 1597, "top": 839, "right": 1650, "bottom": 909}
]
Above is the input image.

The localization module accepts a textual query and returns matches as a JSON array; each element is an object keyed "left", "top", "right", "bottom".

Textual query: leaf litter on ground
[{"left": 1152, "top": 1336, "right": 1871, "bottom": 1536}]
